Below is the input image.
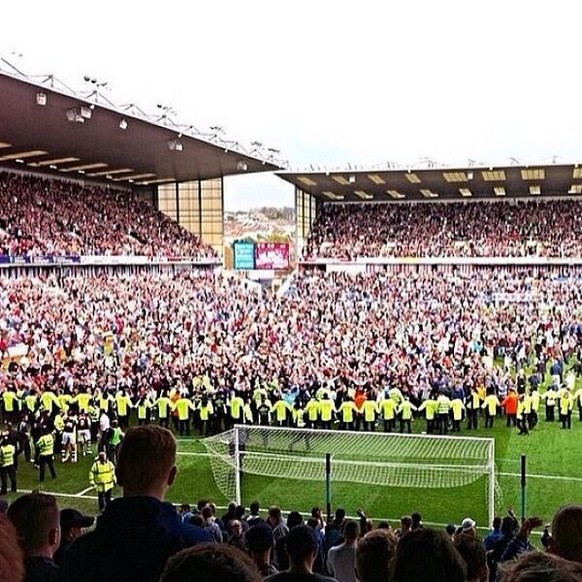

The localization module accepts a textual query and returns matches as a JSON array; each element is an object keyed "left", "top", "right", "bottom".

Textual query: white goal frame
[{"left": 203, "top": 424, "right": 496, "bottom": 525}]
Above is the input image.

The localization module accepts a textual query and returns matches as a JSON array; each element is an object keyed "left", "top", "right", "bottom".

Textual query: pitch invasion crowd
[
  {"left": 303, "top": 202, "right": 582, "bottom": 259},
  {"left": 0, "top": 172, "right": 217, "bottom": 259},
  {"left": 1, "top": 269, "right": 582, "bottom": 445}
]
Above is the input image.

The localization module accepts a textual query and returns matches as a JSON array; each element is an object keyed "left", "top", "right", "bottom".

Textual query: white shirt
[{"left": 327, "top": 541, "right": 357, "bottom": 582}]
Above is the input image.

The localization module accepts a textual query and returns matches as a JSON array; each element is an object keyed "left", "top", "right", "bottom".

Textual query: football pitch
[{"left": 7, "top": 417, "right": 582, "bottom": 531}]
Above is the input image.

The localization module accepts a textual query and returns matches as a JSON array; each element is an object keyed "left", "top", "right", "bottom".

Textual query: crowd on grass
[
  {"left": 302, "top": 201, "right": 582, "bottom": 260},
  {"left": 1, "top": 268, "right": 582, "bottom": 462},
  {"left": 0, "top": 172, "right": 217, "bottom": 259},
  {"left": 1, "top": 426, "right": 582, "bottom": 582}
]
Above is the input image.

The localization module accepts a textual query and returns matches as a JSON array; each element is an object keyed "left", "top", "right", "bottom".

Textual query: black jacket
[{"left": 60, "top": 496, "right": 198, "bottom": 582}]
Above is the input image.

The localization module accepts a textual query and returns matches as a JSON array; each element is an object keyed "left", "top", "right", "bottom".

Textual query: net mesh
[{"left": 201, "top": 425, "right": 495, "bottom": 502}]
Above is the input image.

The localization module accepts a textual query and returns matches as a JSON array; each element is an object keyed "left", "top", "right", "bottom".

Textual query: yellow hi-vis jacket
[{"left": 90, "top": 459, "right": 116, "bottom": 493}]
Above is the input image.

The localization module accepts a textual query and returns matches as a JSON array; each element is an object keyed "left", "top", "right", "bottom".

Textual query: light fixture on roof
[
  {"left": 36, "top": 92, "right": 47, "bottom": 106},
  {"left": 119, "top": 119, "right": 128, "bottom": 130},
  {"left": 167, "top": 139, "right": 183, "bottom": 152},
  {"left": 66, "top": 108, "right": 84, "bottom": 123},
  {"left": 80, "top": 106, "right": 92, "bottom": 119},
  {"left": 236, "top": 161, "right": 248, "bottom": 171},
  {"left": 348, "top": 174, "right": 356, "bottom": 184}
]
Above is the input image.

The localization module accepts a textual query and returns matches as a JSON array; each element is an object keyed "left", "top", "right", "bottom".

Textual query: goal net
[{"left": 201, "top": 425, "right": 496, "bottom": 524}]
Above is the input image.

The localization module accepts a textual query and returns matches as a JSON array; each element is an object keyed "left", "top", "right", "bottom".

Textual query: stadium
[{"left": 1, "top": 50, "right": 582, "bottom": 581}]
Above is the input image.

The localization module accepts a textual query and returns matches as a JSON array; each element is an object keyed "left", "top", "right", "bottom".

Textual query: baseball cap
[
  {"left": 461, "top": 517, "right": 476, "bottom": 531},
  {"left": 60, "top": 508, "right": 95, "bottom": 531}
]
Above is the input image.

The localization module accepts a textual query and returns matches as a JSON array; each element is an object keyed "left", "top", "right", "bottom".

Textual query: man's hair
[
  {"left": 7, "top": 493, "right": 59, "bottom": 554},
  {"left": 498, "top": 551, "right": 582, "bottom": 582},
  {"left": 160, "top": 543, "right": 260, "bottom": 582},
  {"left": 0, "top": 512, "right": 24, "bottom": 582},
  {"left": 287, "top": 511, "right": 304, "bottom": 529},
  {"left": 268, "top": 506, "right": 281, "bottom": 521},
  {"left": 285, "top": 524, "right": 318, "bottom": 563},
  {"left": 116, "top": 426, "right": 176, "bottom": 492},
  {"left": 344, "top": 520, "right": 359, "bottom": 542},
  {"left": 356, "top": 529, "right": 397, "bottom": 582},
  {"left": 391, "top": 528, "right": 467, "bottom": 582},
  {"left": 455, "top": 534, "right": 487, "bottom": 581},
  {"left": 400, "top": 516, "right": 412, "bottom": 528},
  {"left": 249, "top": 501, "right": 260, "bottom": 514},
  {"left": 245, "top": 523, "right": 274, "bottom": 553},
  {"left": 550, "top": 504, "right": 582, "bottom": 563},
  {"left": 189, "top": 514, "right": 205, "bottom": 528},
  {"left": 411, "top": 512, "right": 422, "bottom": 529},
  {"left": 334, "top": 507, "right": 346, "bottom": 522}
]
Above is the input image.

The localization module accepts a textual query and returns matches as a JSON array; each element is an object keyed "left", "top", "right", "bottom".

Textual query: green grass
[{"left": 7, "top": 414, "right": 582, "bottom": 530}]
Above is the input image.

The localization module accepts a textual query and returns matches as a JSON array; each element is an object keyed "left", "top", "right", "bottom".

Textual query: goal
[{"left": 201, "top": 425, "right": 496, "bottom": 525}]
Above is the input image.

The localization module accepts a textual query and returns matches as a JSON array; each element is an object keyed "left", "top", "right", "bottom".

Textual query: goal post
[{"left": 201, "top": 425, "right": 496, "bottom": 525}]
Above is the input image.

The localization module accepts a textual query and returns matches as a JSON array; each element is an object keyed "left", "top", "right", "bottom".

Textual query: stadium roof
[
  {"left": 277, "top": 163, "right": 582, "bottom": 202},
  {"left": 0, "top": 67, "right": 283, "bottom": 187}
]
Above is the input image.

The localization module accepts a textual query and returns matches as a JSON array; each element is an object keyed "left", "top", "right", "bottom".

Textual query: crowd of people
[
  {"left": 302, "top": 201, "right": 582, "bottom": 259},
  {"left": 1, "top": 267, "right": 581, "bottom": 462},
  {"left": 0, "top": 172, "right": 217, "bottom": 259},
  {"left": 1, "top": 426, "right": 582, "bottom": 582}
]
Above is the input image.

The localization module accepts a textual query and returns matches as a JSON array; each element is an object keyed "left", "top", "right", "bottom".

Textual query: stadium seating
[
  {"left": 302, "top": 201, "right": 582, "bottom": 259},
  {"left": 0, "top": 172, "right": 217, "bottom": 259}
]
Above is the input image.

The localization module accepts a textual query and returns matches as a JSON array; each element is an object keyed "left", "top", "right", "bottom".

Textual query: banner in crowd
[
  {"left": 0, "top": 255, "right": 219, "bottom": 268},
  {"left": 255, "top": 243, "right": 290, "bottom": 270},
  {"left": 0, "top": 255, "right": 81, "bottom": 265},
  {"left": 233, "top": 242, "right": 255, "bottom": 270}
]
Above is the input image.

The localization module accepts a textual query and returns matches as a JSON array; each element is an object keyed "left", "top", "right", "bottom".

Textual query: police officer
[
  {"left": 37, "top": 427, "right": 57, "bottom": 482},
  {"left": 90, "top": 451, "right": 116, "bottom": 512},
  {"left": 0, "top": 431, "right": 17, "bottom": 494}
]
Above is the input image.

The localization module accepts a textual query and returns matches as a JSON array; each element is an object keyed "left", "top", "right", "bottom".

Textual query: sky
[{"left": 2, "top": 1, "right": 582, "bottom": 210}]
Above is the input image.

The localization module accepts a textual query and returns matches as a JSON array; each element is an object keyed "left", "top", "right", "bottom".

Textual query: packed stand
[
  {"left": 303, "top": 201, "right": 582, "bottom": 259},
  {"left": 0, "top": 171, "right": 217, "bottom": 259},
  {"left": 2, "top": 426, "right": 582, "bottom": 581}
]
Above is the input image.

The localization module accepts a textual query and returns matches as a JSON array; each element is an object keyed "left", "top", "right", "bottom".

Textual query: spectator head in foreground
[
  {"left": 54, "top": 509, "right": 95, "bottom": 566},
  {"left": 455, "top": 535, "right": 488, "bottom": 582},
  {"left": 548, "top": 504, "right": 582, "bottom": 563},
  {"left": 391, "top": 527, "right": 467, "bottom": 582},
  {"left": 7, "top": 493, "right": 60, "bottom": 557},
  {"left": 0, "top": 512, "right": 24, "bottom": 582},
  {"left": 265, "top": 524, "right": 335, "bottom": 580},
  {"left": 7, "top": 493, "right": 60, "bottom": 582},
  {"left": 460, "top": 517, "right": 477, "bottom": 539},
  {"left": 59, "top": 508, "right": 94, "bottom": 541},
  {"left": 245, "top": 523, "right": 276, "bottom": 578},
  {"left": 411, "top": 512, "right": 422, "bottom": 530},
  {"left": 356, "top": 528, "right": 398, "bottom": 582},
  {"left": 160, "top": 542, "right": 260, "bottom": 582},
  {"left": 498, "top": 551, "right": 582, "bottom": 582},
  {"left": 116, "top": 425, "right": 177, "bottom": 499}
]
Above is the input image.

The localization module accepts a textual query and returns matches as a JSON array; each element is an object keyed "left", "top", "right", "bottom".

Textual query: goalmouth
[{"left": 201, "top": 425, "right": 496, "bottom": 525}]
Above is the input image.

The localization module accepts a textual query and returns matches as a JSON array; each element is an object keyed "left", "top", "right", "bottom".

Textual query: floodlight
[{"left": 167, "top": 139, "right": 183, "bottom": 152}]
